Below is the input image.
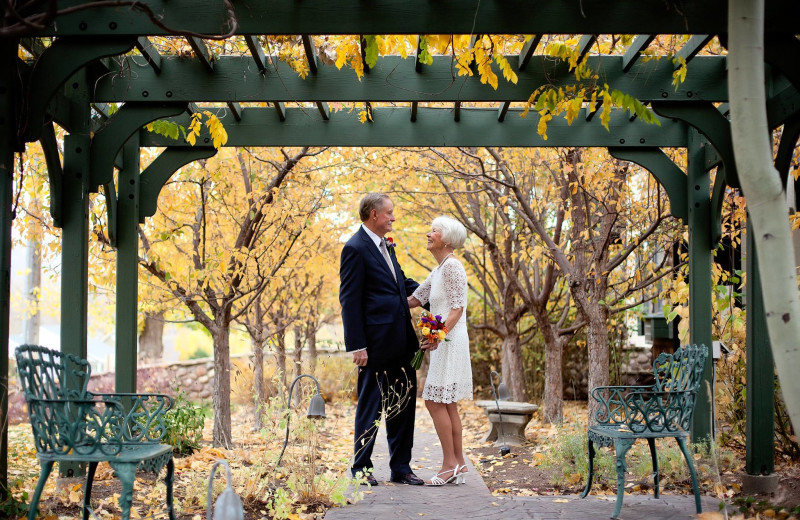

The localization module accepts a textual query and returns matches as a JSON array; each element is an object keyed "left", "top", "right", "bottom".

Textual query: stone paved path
[{"left": 324, "top": 406, "right": 721, "bottom": 520}]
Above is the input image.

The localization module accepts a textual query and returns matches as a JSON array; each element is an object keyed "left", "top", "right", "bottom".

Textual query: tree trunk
[
  {"left": 729, "top": 0, "right": 800, "bottom": 432},
  {"left": 253, "top": 335, "right": 265, "bottom": 431},
  {"left": 542, "top": 330, "right": 565, "bottom": 424},
  {"left": 138, "top": 311, "right": 165, "bottom": 362},
  {"left": 292, "top": 325, "right": 303, "bottom": 406},
  {"left": 275, "top": 329, "right": 286, "bottom": 389},
  {"left": 500, "top": 333, "right": 528, "bottom": 401},
  {"left": 211, "top": 325, "right": 233, "bottom": 448},
  {"left": 293, "top": 325, "right": 303, "bottom": 379},
  {"left": 585, "top": 311, "right": 610, "bottom": 421},
  {"left": 23, "top": 230, "right": 41, "bottom": 345},
  {"left": 308, "top": 329, "right": 317, "bottom": 376}
]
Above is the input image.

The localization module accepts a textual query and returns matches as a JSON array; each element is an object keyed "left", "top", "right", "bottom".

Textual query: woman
[{"left": 408, "top": 216, "right": 473, "bottom": 486}]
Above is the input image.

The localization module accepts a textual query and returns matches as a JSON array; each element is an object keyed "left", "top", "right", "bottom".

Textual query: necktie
[{"left": 380, "top": 239, "right": 397, "bottom": 281}]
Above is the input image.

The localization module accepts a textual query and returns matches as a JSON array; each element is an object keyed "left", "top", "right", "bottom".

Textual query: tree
[
  {"left": 137, "top": 146, "right": 325, "bottom": 447},
  {"left": 728, "top": 0, "right": 800, "bottom": 432}
]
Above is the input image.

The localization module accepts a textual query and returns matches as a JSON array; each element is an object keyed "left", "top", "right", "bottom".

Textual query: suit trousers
[{"left": 351, "top": 362, "right": 417, "bottom": 477}]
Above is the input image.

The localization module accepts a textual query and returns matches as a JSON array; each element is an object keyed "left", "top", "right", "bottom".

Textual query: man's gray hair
[
  {"left": 359, "top": 193, "right": 390, "bottom": 222},
  {"left": 432, "top": 216, "right": 468, "bottom": 249}
]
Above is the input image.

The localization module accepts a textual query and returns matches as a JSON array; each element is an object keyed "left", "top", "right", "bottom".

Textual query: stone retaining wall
[{"left": 7, "top": 355, "right": 248, "bottom": 425}]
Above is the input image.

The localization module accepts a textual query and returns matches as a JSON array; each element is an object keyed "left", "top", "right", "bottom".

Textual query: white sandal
[
  {"left": 455, "top": 465, "right": 468, "bottom": 484},
  {"left": 425, "top": 465, "right": 459, "bottom": 486}
]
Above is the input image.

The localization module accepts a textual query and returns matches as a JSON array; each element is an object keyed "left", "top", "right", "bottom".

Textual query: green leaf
[{"left": 363, "top": 35, "right": 379, "bottom": 68}]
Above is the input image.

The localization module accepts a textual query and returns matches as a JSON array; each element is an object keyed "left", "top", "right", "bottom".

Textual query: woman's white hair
[{"left": 432, "top": 216, "right": 467, "bottom": 249}]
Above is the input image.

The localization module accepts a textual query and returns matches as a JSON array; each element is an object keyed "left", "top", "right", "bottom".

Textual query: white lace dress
[{"left": 412, "top": 256, "right": 473, "bottom": 403}]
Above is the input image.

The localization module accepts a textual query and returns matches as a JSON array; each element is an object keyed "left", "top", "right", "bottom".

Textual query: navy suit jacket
[{"left": 339, "top": 227, "right": 420, "bottom": 368}]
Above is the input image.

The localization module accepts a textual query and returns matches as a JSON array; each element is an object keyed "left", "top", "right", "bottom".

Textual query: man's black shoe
[
  {"left": 390, "top": 472, "right": 424, "bottom": 485},
  {"left": 353, "top": 473, "right": 379, "bottom": 486}
]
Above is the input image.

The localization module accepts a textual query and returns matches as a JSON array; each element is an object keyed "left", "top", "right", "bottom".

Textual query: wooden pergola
[{"left": 2, "top": 0, "right": 799, "bottom": 489}]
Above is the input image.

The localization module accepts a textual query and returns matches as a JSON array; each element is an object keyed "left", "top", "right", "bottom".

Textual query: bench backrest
[
  {"left": 15, "top": 345, "right": 94, "bottom": 454},
  {"left": 652, "top": 344, "right": 708, "bottom": 393}
]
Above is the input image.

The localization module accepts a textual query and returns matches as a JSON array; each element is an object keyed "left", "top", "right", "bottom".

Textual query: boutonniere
[{"left": 386, "top": 237, "right": 397, "bottom": 249}]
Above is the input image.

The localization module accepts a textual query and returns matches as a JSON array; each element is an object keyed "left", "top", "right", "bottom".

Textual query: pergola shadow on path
[{"left": 2, "top": 0, "right": 799, "bottom": 495}]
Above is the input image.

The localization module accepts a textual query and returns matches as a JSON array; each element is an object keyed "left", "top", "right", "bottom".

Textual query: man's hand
[
  {"left": 352, "top": 350, "right": 368, "bottom": 367},
  {"left": 420, "top": 338, "right": 439, "bottom": 351}
]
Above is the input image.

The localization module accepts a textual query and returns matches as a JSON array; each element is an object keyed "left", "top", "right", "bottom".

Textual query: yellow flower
[
  {"left": 438, "top": 331, "right": 446, "bottom": 340},
  {"left": 421, "top": 327, "right": 430, "bottom": 336}
]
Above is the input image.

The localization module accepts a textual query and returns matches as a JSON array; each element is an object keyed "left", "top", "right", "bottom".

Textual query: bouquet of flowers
[{"left": 410, "top": 311, "right": 449, "bottom": 370}]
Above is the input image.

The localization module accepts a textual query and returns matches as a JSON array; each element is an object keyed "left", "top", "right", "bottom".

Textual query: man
[{"left": 339, "top": 193, "right": 424, "bottom": 486}]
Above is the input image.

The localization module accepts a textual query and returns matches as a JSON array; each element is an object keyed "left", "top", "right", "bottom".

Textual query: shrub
[{"left": 164, "top": 390, "right": 208, "bottom": 454}]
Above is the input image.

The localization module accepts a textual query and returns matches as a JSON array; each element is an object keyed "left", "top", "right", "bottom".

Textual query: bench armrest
[
  {"left": 26, "top": 397, "right": 127, "bottom": 456},
  {"left": 91, "top": 393, "right": 174, "bottom": 443},
  {"left": 590, "top": 386, "right": 697, "bottom": 434}
]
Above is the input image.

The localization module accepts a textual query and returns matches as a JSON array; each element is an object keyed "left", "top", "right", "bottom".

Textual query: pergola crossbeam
[
  {"left": 577, "top": 34, "right": 598, "bottom": 62},
  {"left": 135, "top": 37, "right": 162, "bottom": 73},
  {"left": 92, "top": 55, "right": 730, "bottom": 103},
  {"left": 244, "top": 35, "right": 267, "bottom": 73},
  {"left": 302, "top": 35, "right": 318, "bottom": 74},
  {"left": 518, "top": 35, "right": 542, "bottom": 71},
  {"left": 30, "top": 0, "right": 800, "bottom": 36},
  {"left": 675, "top": 35, "right": 714, "bottom": 69},
  {"left": 273, "top": 102, "right": 286, "bottom": 121},
  {"left": 622, "top": 35, "right": 655, "bottom": 72},
  {"left": 139, "top": 107, "right": 688, "bottom": 148},
  {"left": 187, "top": 36, "right": 214, "bottom": 71}
]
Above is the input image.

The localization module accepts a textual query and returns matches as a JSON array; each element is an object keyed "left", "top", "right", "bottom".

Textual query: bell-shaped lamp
[
  {"left": 277, "top": 373, "right": 327, "bottom": 465},
  {"left": 497, "top": 381, "right": 511, "bottom": 401},
  {"left": 307, "top": 392, "right": 327, "bottom": 419}
]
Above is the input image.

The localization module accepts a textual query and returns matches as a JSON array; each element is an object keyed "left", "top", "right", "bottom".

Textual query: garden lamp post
[
  {"left": 489, "top": 371, "right": 511, "bottom": 456},
  {"left": 277, "top": 374, "right": 327, "bottom": 466},
  {"left": 206, "top": 459, "right": 244, "bottom": 520}
]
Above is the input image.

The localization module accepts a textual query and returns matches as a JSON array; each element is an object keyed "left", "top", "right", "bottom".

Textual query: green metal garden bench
[
  {"left": 580, "top": 344, "right": 708, "bottom": 519},
  {"left": 15, "top": 345, "right": 176, "bottom": 520}
]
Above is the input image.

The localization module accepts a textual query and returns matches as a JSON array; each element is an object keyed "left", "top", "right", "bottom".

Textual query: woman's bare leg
[
  {"left": 425, "top": 400, "right": 458, "bottom": 478},
  {"left": 446, "top": 402, "right": 467, "bottom": 471}
]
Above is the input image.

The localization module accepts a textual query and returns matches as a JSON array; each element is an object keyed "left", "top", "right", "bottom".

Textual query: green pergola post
[
  {"left": 745, "top": 220, "right": 775, "bottom": 475},
  {"left": 59, "top": 74, "right": 91, "bottom": 478},
  {"left": 115, "top": 137, "right": 140, "bottom": 393},
  {"left": 687, "top": 129, "right": 714, "bottom": 443},
  {"left": 0, "top": 40, "right": 18, "bottom": 495}
]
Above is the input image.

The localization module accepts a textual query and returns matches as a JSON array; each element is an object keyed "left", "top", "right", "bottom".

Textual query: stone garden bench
[
  {"left": 474, "top": 400, "right": 538, "bottom": 446},
  {"left": 15, "top": 345, "right": 176, "bottom": 520},
  {"left": 580, "top": 344, "right": 708, "bottom": 519}
]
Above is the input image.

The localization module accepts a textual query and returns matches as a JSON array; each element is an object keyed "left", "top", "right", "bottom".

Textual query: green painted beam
[
  {"left": 245, "top": 35, "right": 267, "bottom": 74},
  {"left": 20, "top": 37, "right": 136, "bottom": 142},
  {"left": 687, "top": 129, "right": 714, "bottom": 444},
  {"left": 140, "top": 107, "right": 688, "bottom": 148},
  {"left": 622, "top": 35, "right": 655, "bottom": 73},
  {"left": 0, "top": 40, "right": 19, "bottom": 495},
  {"left": 517, "top": 35, "right": 542, "bottom": 71},
  {"left": 767, "top": 84, "right": 800, "bottom": 129},
  {"left": 652, "top": 101, "right": 739, "bottom": 188},
  {"left": 135, "top": 37, "right": 162, "bottom": 73},
  {"left": 765, "top": 35, "right": 800, "bottom": 92},
  {"left": 93, "top": 55, "right": 729, "bottom": 103},
  {"left": 776, "top": 116, "right": 800, "bottom": 190},
  {"left": 90, "top": 102, "right": 188, "bottom": 189},
  {"left": 139, "top": 147, "right": 218, "bottom": 223},
  {"left": 59, "top": 69, "right": 92, "bottom": 477},
  {"left": 710, "top": 164, "right": 726, "bottom": 245},
  {"left": 674, "top": 35, "right": 715, "bottom": 68},
  {"left": 607, "top": 147, "right": 688, "bottom": 222},
  {"left": 103, "top": 181, "right": 118, "bottom": 246},
  {"left": 35, "top": 0, "right": 800, "bottom": 36},
  {"left": 745, "top": 221, "right": 776, "bottom": 476},
  {"left": 115, "top": 137, "right": 140, "bottom": 394},
  {"left": 40, "top": 123, "right": 64, "bottom": 228}
]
